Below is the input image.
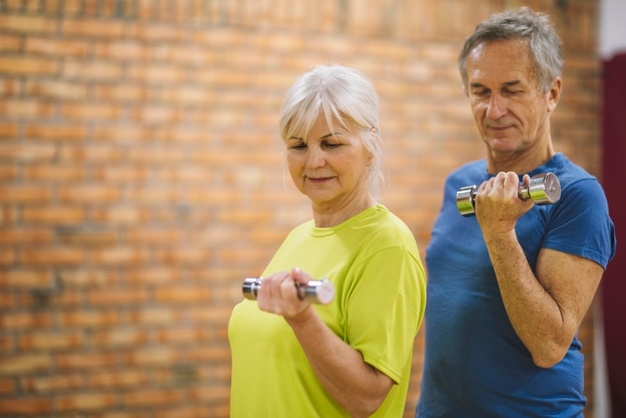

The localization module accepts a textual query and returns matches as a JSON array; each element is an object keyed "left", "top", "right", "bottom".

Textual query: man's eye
[{"left": 472, "top": 90, "right": 490, "bottom": 98}]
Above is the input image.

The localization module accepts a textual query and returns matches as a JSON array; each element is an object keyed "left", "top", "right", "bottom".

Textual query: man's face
[{"left": 465, "top": 39, "right": 560, "bottom": 159}]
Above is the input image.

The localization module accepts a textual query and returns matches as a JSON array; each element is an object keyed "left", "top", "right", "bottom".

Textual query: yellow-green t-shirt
[{"left": 228, "top": 205, "right": 426, "bottom": 417}]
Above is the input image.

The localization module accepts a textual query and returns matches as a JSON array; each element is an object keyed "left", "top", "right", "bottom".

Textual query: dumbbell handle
[
  {"left": 242, "top": 277, "right": 335, "bottom": 305},
  {"left": 456, "top": 172, "right": 561, "bottom": 216}
]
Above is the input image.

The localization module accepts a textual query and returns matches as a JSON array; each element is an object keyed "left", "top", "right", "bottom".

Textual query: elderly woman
[{"left": 228, "top": 64, "right": 426, "bottom": 418}]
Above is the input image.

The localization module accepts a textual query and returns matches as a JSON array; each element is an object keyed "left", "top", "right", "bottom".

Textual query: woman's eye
[{"left": 322, "top": 142, "right": 341, "bottom": 149}]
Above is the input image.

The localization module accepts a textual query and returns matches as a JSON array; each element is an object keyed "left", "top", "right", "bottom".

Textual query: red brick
[
  {"left": 92, "top": 166, "right": 149, "bottom": 183},
  {"left": 24, "top": 123, "right": 88, "bottom": 141},
  {"left": 0, "top": 56, "right": 57, "bottom": 76},
  {"left": 55, "top": 352, "right": 119, "bottom": 371},
  {"left": 23, "top": 164, "right": 86, "bottom": 181},
  {"left": 1, "top": 242, "right": 20, "bottom": 261},
  {"left": 57, "top": 228, "right": 119, "bottom": 246},
  {"left": 61, "top": 102, "right": 124, "bottom": 120},
  {"left": 0, "top": 98, "right": 55, "bottom": 118},
  {"left": 127, "top": 22, "right": 188, "bottom": 42},
  {"left": 90, "top": 246, "right": 150, "bottom": 266},
  {"left": 93, "top": 83, "right": 150, "bottom": 102},
  {"left": 87, "top": 369, "right": 149, "bottom": 389},
  {"left": 153, "top": 248, "right": 212, "bottom": 266},
  {"left": 123, "top": 347, "right": 177, "bottom": 367},
  {"left": 124, "top": 267, "right": 182, "bottom": 285},
  {"left": 0, "top": 15, "right": 56, "bottom": 34},
  {"left": 0, "top": 34, "right": 21, "bottom": 52},
  {"left": 0, "top": 166, "right": 20, "bottom": 181},
  {"left": 25, "top": 37, "right": 90, "bottom": 56},
  {"left": 25, "top": 79, "right": 88, "bottom": 100},
  {"left": 21, "top": 246, "right": 84, "bottom": 266},
  {"left": 59, "top": 144, "right": 124, "bottom": 163},
  {"left": 0, "top": 397, "right": 53, "bottom": 414},
  {"left": 0, "top": 312, "right": 52, "bottom": 330},
  {"left": 0, "top": 186, "right": 51, "bottom": 203},
  {"left": 0, "top": 227, "right": 54, "bottom": 245},
  {"left": 123, "top": 388, "right": 184, "bottom": 407},
  {"left": 18, "top": 288, "right": 83, "bottom": 309},
  {"left": 0, "top": 377, "right": 15, "bottom": 394},
  {"left": 0, "top": 78, "right": 21, "bottom": 97},
  {"left": 0, "top": 142, "right": 57, "bottom": 162},
  {"left": 55, "top": 392, "right": 117, "bottom": 411},
  {"left": 0, "top": 335, "right": 14, "bottom": 352},
  {"left": 62, "top": 59, "right": 124, "bottom": 81},
  {"left": 0, "top": 269, "right": 53, "bottom": 288},
  {"left": 128, "top": 308, "right": 180, "bottom": 326},
  {"left": 131, "top": 105, "right": 181, "bottom": 124},
  {"left": 92, "top": 125, "right": 152, "bottom": 142},
  {"left": 57, "top": 310, "right": 120, "bottom": 328},
  {"left": 0, "top": 122, "right": 19, "bottom": 138},
  {"left": 57, "top": 268, "right": 118, "bottom": 288},
  {"left": 19, "top": 331, "right": 84, "bottom": 351},
  {"left": 0, "top": 353, "right": 51, "bottom": 374},
  {"left": 61, "top": 19, "right": 124, "bottom": 38},
  {"left": 94, "top": 40, "right": 149, "bottom": 60},
  {"left": 87, "top": 288, "right": 148, "bottom": 305},
  {"left": 125, "top": 229, "right": 184, "bottom": 245},
  {"left": 58, "top": 185, "right": 120, "bottom": 203},
  {"left": 154, "top": 286, "right": 212, "bottom": 304},
  {"left": 91, "top": 328, "right": 148, "bottom": 348},
  {"left": 90, "top": 206, "right": 150, "bottom": 224},
  {"left": 22, "top": 206, "right": 86, "bottom": 224},
  {"left": 155, "top": 327, "right": 210, "bottom": 345},
  {"left": 21, "top": 373, "right": 85, "bottom": 393}
]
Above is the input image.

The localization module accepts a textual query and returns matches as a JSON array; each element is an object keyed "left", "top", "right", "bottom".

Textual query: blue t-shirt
[{"left": 416, "top": 153, "right": 616, "bottom": 418}]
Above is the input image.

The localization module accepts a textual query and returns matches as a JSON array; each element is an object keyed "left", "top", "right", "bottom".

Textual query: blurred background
[{"left": 0, "top": 0, "right": 624, "bottom": 417}]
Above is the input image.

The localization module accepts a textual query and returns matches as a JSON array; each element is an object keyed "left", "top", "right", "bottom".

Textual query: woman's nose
[{"left": 305, "top": 145, "right": 326, "bottom": 167}]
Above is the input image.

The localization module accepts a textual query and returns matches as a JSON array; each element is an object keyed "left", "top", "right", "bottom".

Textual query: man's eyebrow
[
  {"left": 470, "top": 82, "right": 487, "bottom": 89},
  {"left": 503, "top": 80, "right": 521, "bottom": 87},
  {"left": 469, "top": 80, "right": 522, "bottom": 89}
]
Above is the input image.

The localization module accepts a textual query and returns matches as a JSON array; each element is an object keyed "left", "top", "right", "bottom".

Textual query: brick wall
[{"left": 0, "top": 0, "right": 602, "bottom": 417}]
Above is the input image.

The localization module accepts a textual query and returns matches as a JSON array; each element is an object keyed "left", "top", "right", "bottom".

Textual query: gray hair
[
  {"left": 278, "top": 65, "right": 385, "bottom": 199},
  {"left": 458, "top": 7, "right": 563, "bottom": 94}
]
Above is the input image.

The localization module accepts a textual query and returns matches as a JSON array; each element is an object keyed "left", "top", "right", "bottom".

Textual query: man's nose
[{"left": 486, "top": 94, "right": 508, "bottom": 119}]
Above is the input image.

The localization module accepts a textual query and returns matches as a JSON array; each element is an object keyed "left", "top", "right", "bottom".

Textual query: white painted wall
[
  {"left": 599, "top": 0, "right": 626, "bottom": 59},
  {"left": 595, "top": 3, "right": 624, "bottom": 417}
]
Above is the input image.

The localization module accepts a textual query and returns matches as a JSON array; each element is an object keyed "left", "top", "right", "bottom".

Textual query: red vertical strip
[{"left": 601, "top": 52, "right": 626, "bottom": 418}]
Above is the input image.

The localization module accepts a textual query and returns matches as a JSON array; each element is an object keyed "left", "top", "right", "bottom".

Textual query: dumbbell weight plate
[
  {"left": 242, "top": 277, "right": 335, "bottom": 305},
  {"left": 456, "top": 172, "right": 561, "bottom": 216}
]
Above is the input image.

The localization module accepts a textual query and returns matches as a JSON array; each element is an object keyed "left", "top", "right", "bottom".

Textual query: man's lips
[{"left": 486, "top": 122, "right": 515, "bottom": 131}]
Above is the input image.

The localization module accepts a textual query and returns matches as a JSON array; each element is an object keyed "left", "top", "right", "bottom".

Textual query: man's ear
[{"left": 547, "top": 77, "right": 562, "bottom": 112}]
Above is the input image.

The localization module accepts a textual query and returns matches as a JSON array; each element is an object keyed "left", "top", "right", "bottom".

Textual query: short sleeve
[
  {"left": 543, "top": 178, "right": 616, "bottom": 268},
  {"left": 344, "top": 247, "right": 425, "bottom": 383}
]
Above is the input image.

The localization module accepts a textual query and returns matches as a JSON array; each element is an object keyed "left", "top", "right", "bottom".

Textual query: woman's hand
[{"left": 256, "top": 267, "right": 313, "bottom": 319}]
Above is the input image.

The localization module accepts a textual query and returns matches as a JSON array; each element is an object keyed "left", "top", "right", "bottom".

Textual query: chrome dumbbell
[
  {"left": 242, "top": 277, "right": 335, "bottom": 305},
  {"left": 456, "top": 172, "right": 561, "bottom": 216}
]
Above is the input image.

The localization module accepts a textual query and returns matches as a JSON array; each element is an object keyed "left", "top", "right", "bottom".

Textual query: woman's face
[{"left": 285, "top": 113, "right": 373, "bottom": 212}]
